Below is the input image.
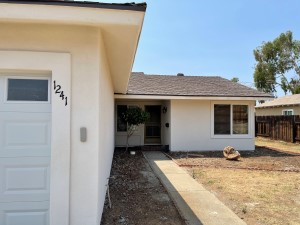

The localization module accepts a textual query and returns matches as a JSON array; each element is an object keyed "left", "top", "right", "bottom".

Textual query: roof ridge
[{"left": 132, "top": 72, "right": 222, "bottom": 78}]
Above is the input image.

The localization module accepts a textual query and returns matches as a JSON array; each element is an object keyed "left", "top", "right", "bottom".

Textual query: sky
[{"left": 94, "top": 0, "right": 300, "bottom": 96}]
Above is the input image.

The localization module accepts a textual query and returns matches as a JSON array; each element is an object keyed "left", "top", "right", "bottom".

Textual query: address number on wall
[{"left": 53, "top": 80, "right": 68, "bottom": 106}]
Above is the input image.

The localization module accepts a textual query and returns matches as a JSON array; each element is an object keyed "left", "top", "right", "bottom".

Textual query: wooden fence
[{"left": 255, "top": 115, "right": 300, "bottom": 143}]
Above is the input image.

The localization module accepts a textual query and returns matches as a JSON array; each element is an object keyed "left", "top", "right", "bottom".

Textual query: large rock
[{"left": 223, "top": 146, "right": 241, "bottom": 160}]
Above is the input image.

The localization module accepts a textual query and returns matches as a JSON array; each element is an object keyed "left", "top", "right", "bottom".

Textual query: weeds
[{"left": 242, "top": 205, "right": 247, "bottom": 214}]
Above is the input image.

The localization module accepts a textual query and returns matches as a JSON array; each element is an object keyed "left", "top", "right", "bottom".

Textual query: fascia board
[
  {"left": 0, "top": 3, "right": 145, "bottom": 27},
  {"left": 114, "top": 94, "right": 273, "bottom": 101}
]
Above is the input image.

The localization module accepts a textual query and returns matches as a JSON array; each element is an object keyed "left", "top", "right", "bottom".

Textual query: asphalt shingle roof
[
  {"left": 126, "top": 72, "right": 272, "bottom": 98},
  {"left": 0, "top": 0, "right": 147, "bottom": 11},
  {"left": 256, "top": 94, "right": 300, "bottom": 108}
]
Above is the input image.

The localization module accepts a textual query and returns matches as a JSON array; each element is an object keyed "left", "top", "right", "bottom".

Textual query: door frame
[
  {"left": 0, "top": 51, "right": 71, "bottom": 225},
  {"left": 144, "top": 105, "right": 162, "bottom": 145}
]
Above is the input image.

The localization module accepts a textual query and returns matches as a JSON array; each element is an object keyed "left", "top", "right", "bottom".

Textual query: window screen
[
  {"left": 233, "top": 105, "right": 248, "bottom": 134},
  {"left": 7, "top": 78, "right": 49, "bottom": 101}
]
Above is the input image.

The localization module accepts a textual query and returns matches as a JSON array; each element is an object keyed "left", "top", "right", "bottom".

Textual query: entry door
[
  {"left": 144, "top": 105, "right": 161, "bottom": 144},
  {"left": 0, "top": 76, "right": 51, "bottom": 225}
]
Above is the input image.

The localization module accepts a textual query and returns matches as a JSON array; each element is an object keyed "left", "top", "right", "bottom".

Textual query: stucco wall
[
  {"left": 170, "top": 100, "right": 255, "bottom": 151},
  {"left": 0, "top": 23, "right": 114, "bottom": 225},
  {"left": 256, "top": 106, "right": 300, "bottom": 116},
  {"left": 97, "top": 31, "right": 115, "bottom": 223},
  {"left": 161, "top": 100, "right": 171, "bottom": 147}
]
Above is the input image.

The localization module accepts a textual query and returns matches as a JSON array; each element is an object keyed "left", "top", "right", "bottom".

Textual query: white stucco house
[
  {"left": 0, "top": 1, "right": 146, "bottom": 225},
  {"left": 0, "top": 1, "right": 272, "bottom": 225},
  {"left": 115, "top": 72, "right": 272, "bottom": 151}
]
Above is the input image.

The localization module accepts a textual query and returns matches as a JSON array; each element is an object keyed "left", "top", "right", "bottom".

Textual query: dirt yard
[
  {"left": 256, "top": 136, "right": 300, "bottom": 154},
  {"left": 170, "top": 141, "right": 300, "bottom": 225},
  {"left": 101, "top": 141, "right": 300, "bottom": 225},
  {"left": 101, "top": 150, "right": 185, "bottom": 225}
]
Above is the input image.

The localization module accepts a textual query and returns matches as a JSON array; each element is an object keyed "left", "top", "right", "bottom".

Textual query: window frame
[
  {"left": 4, "top": 76, "right": 51, "bottom": 104},
  {"left": 282, "top": 109, "right": 294, "bottom": 116},
  {"left": 211, "top": 101, "right": 252, "bottom": 139}
]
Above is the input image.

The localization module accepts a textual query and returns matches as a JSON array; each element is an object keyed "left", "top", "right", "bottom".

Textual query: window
[
  {"left": 233, "top": 105, "right": 248, "bottom": 134},
  {"left": 213, "top": 104, "right": 249, "bottom": 135},
  {"left": 116, "top": 105, "right": 139, "bottom": 132},
  {"left": 117, "top": 105, "right": 127, "bottom": 132},
  {"left": 282, "top": 109, "right": 293, "bottom": 116},
  {"left": 214, "top": 105, "right": 230, "bottom": 134},
  {"left": 7, "top": 78, "right": 49, "bottom": 102}
]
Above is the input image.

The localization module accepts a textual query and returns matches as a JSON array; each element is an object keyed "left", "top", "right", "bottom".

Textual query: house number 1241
[{"left": 53, "top": 80, "right": 68, "bottom": 106}]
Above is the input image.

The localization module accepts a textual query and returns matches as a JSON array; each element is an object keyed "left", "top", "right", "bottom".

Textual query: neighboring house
[
  {"left": 256, "top": 94, "right": 300, "bottom": 116},
  {"left": 0, "top": 1, "right": 146, "bottom": 225},
  {"left": 115, "top": 72, "right": 272, "bottom": 151}
]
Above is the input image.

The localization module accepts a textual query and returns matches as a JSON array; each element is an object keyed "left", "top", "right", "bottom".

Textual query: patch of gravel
[{"left": 101, "top": 150, "right": 186, "bottom": 225}]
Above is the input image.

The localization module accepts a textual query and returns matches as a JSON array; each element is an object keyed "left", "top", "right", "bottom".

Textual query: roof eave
[
  {"left": 114, "top": 94, "right": 273, "bottom": 101},
  {"left": 256, "top": 103, "right": 300, "bottom": 109},
  {"left": 0, "top": 1, "right": 146, "bottom": 94},
  {"left": 0, "top": 0, "right": 147, "bottom": 12}
]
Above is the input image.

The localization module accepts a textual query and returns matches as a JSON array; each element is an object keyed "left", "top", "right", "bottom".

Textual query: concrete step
[
  {"left": 115, "top": 145, "right": 168, "bottom": 152},
  {"left": 141, "top": 145, "right": 164, "bottom": 151}
]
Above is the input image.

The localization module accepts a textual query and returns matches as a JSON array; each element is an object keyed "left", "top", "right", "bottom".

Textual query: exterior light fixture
[{"left": 162, "top": 106, "right": 167, "bottom": 114}]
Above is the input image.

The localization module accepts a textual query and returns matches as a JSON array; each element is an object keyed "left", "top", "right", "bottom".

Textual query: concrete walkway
[{"left": 143, "top": 151, "right": 247, "bottom": 225}]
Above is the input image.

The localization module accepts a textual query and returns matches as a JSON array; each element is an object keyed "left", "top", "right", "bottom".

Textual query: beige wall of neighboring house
[{"left": 256, "top": 106, "right": 300, "bottom": 116}]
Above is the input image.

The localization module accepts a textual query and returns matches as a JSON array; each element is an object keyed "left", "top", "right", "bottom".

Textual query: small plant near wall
[{"left": 121, "top": 107, "right": 150, "bottom": 152}]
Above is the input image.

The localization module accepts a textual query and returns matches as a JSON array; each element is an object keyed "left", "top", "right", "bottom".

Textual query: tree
[
  {"left": 253, "top": 31, "right": 300, "bottom": 95},
  {"left": 121, "top": 107, "right": 150, "bottom": 152},
  {"left": 231, "top": 77, "right": 239, "bottom": 83}
]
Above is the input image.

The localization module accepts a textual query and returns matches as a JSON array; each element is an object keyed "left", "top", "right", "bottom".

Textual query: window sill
[{"left": 211, "top": 134, "right": 252, "bottom": 139}]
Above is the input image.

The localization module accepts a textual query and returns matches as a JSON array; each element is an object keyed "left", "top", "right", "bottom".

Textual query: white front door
[{"left": 0, "top": 75, "right": 51, "bottom": 225}]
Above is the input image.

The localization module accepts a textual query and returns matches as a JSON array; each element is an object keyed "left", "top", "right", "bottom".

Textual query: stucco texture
[
  {"left": 170, "top": 100, "right": 255, "bottom": 151},
  {"left": 0, "top": 23, "right": 114, "bottom": 225}
]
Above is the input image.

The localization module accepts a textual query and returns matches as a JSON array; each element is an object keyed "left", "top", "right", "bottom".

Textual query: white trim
[
  {"left": 282, "top": 109, "right": 294, "bottom": 115},
  {"left": 211, "top": 101, "right": 252, "bottom": 139},
  {"left": 4, "top": 75, "right": 51, "bottom": 104},
  {"left": 115, "top": 94, "right": 272, "bottom": 101},
  {"left": 0, "top": 50, "right": 71, "bottom": 225}
]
